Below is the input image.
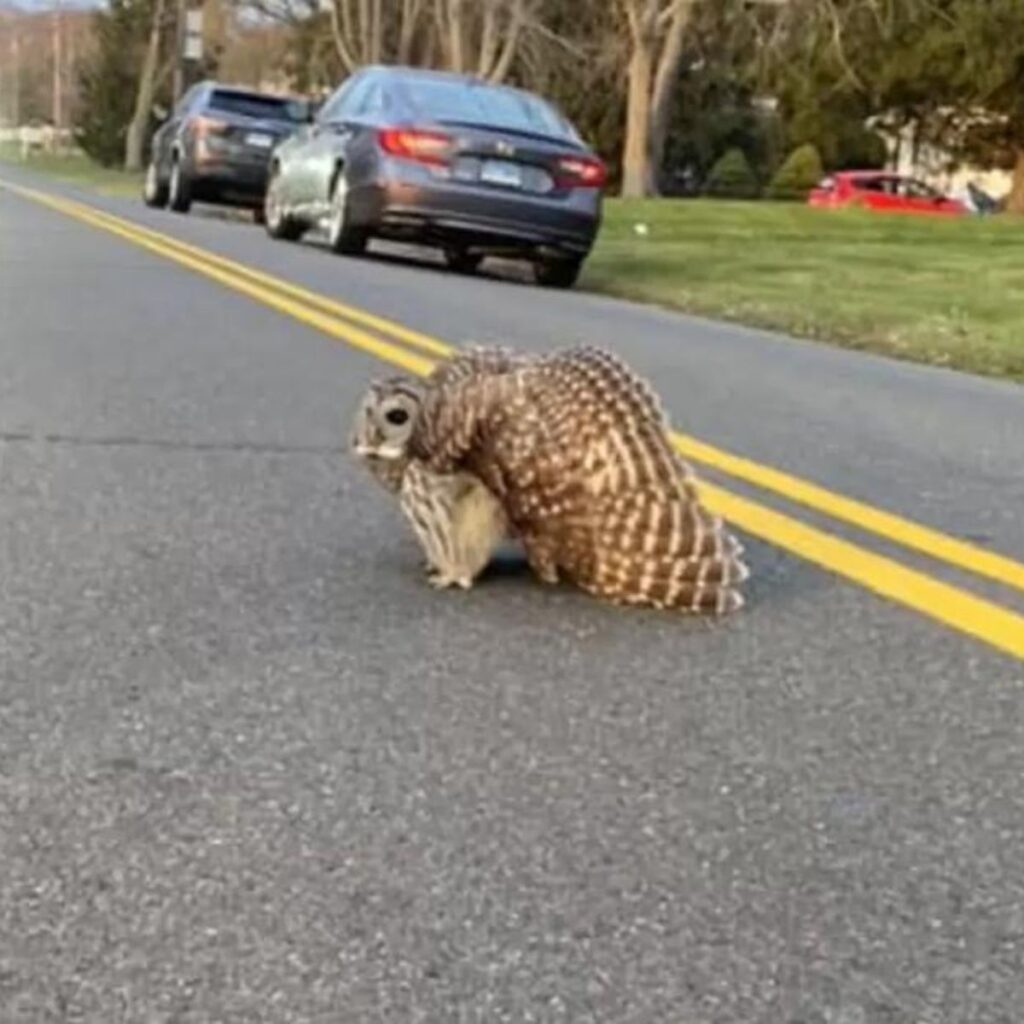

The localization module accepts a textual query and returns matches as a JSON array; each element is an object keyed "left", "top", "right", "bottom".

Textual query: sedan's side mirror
[
  {"left": 152, "top": 104, "right": 168, "bottom": 123},
  {"left": 305, "top": 99, "right": 323, "bottom": 123}
]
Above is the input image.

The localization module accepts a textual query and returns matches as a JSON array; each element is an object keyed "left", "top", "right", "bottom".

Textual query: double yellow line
[{"left": 6, "top": 180, "right": 1024, "bottom": 661}]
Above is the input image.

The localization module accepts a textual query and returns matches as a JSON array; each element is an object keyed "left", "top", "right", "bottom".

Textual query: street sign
[{"left": 183, "top": 8, "right": 202, "bottom": 62}]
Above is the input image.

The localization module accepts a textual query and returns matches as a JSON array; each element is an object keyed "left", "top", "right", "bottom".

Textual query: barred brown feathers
[{"left": 351, "top": 344, "right": 749, "bottom": 614}]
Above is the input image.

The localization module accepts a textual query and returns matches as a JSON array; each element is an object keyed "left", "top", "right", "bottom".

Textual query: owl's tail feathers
[{"left": 588, "top": 492, "right": 750, "bottom": 615}]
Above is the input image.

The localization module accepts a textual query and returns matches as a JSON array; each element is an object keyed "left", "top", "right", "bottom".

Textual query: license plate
[
  {"left": 480, "top": 159, "right": 523, "bottom": 188},
  {"left": 245, "top": 132, "right": 274, "bottom": 149}
]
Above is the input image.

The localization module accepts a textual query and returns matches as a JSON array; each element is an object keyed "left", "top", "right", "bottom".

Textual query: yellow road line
[
  {"left": 9, "top": 184, "right": 435, "bottom": 377},
  {"left": 673, "top": 433, "right": 1024, "bottom": 596},
  {"left": 6, "top": 179, "right": 1023, "bottom": 660},
  {"left": 8, "top": 180, "right": 1022, "bottom": 603},
  {"left": 705, "top": 483, "right": 1024, "bottom": 660},
  {"left": 4, "top": 182, "right": 451, "bottom": 361}
]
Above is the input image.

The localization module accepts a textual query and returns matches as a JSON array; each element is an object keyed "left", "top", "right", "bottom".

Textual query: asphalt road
[{"left": 2, "top": 169, "right": 1023, "bottom": 1024}]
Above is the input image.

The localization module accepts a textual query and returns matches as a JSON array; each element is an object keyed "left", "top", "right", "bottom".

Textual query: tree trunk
[
  {"left": 124, "top": 0, "right": 166, "bottom": 172},
  {"left": 619, "top": 0, "right": 693, "bottom": 197},
  {"left": 1006, "top": 149, "right": 1024, "bottom": 215},
  {"left": 447, "top": 0, "right": 465, "bottom": 72},
  {"left": 646, "top": 1, "right": 692, "bottom": 194},
  {"left": 486, "top": 0, "right": 524, "bottom": 82},
  {"left": 621, "top": 39, "right": 653, "bottom": 198}
]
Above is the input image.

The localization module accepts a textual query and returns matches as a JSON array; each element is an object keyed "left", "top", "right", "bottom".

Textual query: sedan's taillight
[
  {"left": 192, "top": 115, "right": 229, "bottom": 138},
  {"left": 554, "top": 155, "right": 607, "bottom": 189},
  {"left": 378, "top": 127, "right": 454, "bottom": 166}
]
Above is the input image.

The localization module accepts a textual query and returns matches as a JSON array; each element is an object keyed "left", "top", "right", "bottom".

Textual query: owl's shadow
[
  {"left": 477, "top": 545, "right": 533, "bottom": 582},
  {"left": 471, "top": 536, "right": 826, "bottom": 615}
]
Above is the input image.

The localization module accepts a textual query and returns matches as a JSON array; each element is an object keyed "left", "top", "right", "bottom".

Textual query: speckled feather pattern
[{"left": 405, "top": 345, "right": 749, "bottom": 614}]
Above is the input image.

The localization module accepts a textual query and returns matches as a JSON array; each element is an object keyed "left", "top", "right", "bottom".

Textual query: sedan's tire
[
  {"left": 326, "top": 174, "right": 368, "bottom": 256},
  {"left": 444, "top": 248, "right": 483, "bottom": 275},
  {"left": 167, "top": 157, "right": 193, "bottom": 214},
  {"left": 142, "top": 160, "right": 168, "bottom": 208},
  {"left": 263, "top": 169, "right": 305, "bottom": 241},
  {"left": 534, "top": 256, "right": 584, "bottom": 289}
]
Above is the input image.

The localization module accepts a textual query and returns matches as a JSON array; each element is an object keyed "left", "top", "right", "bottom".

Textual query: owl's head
[{"left": 349, "top": 376, "right": 424, "bottom": 491}]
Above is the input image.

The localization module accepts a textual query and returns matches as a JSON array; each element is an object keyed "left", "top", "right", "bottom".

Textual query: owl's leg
[
  {"left": 522, "top": 534, "right": 560, "bottom": 585},
  {"left": 400, "top": 465, "right": 482, "bottom": 591}
]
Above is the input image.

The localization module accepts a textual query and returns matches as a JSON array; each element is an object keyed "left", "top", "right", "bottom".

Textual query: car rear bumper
[
  {"left": 191, "top": 156, "right": 270, "bottom": 202},
  {"left": 349, "top": 177, "right": 601, "bottom": 257}
]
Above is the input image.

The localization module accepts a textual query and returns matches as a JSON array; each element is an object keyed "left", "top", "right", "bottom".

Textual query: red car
[{"left": 807, "top": 171, "right": 968, "bottom": 216}]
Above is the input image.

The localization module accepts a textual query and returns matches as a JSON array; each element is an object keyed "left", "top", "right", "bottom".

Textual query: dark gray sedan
[
  {"left": 263, "top": 66, "right": 606, "bottom": 288},
  {"left": 144, "top": 81, "right": 311, "bottom": 219}
]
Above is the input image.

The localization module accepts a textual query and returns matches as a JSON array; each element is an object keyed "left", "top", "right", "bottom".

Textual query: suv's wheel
[
  {"left": 168, "top": 157, "right": 192, "bottom": 214},
  {"left": 326, "top": 173, "right": 368, "bottom": 256},
  {"left": 142, "top": 159, "right": 168, "bottom": 208},
  {"left": 534, "top": 256, "right": 584, "bottom": 289},
  {"left": 444, "top": 248, "right": 483, "bottom": 275},
  {"left": 263, "top": 169, "right": 305, "bottom": 241}
]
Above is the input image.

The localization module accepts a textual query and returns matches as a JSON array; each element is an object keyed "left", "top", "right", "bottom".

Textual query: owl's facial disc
[
  {"left": 366, "top": 393, "right": 417, "bottom": 458},
  {"left": 349, "top": 382, "right": 421, "bottom": 463}
]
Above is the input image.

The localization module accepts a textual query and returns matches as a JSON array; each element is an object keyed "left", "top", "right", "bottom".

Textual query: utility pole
[
  {"left": 10, "top": 25, "right": 21, "bottom": 129},
  {"left": 52, "top": 0, "right": 63, "bottom": 129},
  {"left": 172, "top": 0, "right": 186, "bottom": 104}
]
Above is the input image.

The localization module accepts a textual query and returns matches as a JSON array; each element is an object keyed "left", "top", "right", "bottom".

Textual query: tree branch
[
  {"left": 478, "top": 0, "right": 499, "bottom": 78},
  {"left": 370, "top": 0, "right": 382, "bottom": 63},
  {"left": 330, "top": 0, "right": 358, "bottom": 72},
  {"left": 489, "top": 0, "right": 525, "bottom": 82}
]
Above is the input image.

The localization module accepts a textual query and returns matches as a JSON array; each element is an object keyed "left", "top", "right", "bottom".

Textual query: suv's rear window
[
  {"left": 207, "top": 90, "right": 308, "bottom": 123},
  {"left": 400, "top": 78, "right": 578, "bottom": 141}
]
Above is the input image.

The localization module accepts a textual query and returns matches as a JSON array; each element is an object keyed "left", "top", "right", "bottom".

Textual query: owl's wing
[
  {"left": 425, "top": 344, "right": 530, "bottom": 388},
  {"left": 411, "top": 346, "right": 537, "bottom": 479}
]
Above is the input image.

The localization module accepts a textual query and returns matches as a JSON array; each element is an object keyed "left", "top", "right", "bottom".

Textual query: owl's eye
[{"left": 384, "top": 407, "right": 410, "bottom": 426}]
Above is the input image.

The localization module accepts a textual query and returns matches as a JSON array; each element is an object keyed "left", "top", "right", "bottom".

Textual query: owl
[
  {"left": 350, "top": 344, "right": 748, "bottom": 614},
  {"left": 350, "top": 371, "right": 510, "bottom": 590}
]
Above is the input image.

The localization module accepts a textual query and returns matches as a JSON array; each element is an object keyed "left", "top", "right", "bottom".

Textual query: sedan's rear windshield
[
  {"left": 208, "top": 90, "right": 308, "bottom": 123},
  {"left": 400, "top": 79, "right": 578, "bottom": 141}
]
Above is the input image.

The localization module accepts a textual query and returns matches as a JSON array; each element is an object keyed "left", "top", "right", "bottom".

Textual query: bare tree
[
  {"left": 433, "top": 0, "right": 527, "bottom": 82},
  {"left": 619, "top": 0, "right": 696, "bottom": 196},
  {"left": 325, "top": 0, "right": 436, "bottom": 72},
  {"left": 124, "top": 0, "right": 167, "bottom": 172}
]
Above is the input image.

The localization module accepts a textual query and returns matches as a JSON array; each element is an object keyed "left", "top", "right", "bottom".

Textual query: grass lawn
[
  {"left": 588, "top": 199, "right": 1024, "bottom": 382},
  {"left": 0, "top": 144, "right": 142, "bottom": 196},
  {"left": 3, "top": 146, "right": 1021, "bottom": 382}
]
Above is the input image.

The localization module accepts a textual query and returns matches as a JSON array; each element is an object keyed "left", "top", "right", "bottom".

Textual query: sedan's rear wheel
[
  {"left": 444, "top": 248, "right": 483, "bottom": 275},
  {"left": 327, "top": 174, "right": 368, "bottom": 256},
  {"left": 264, "top": 170, "right": 305, "bottom": 241},
  {"left": 534, "top": 256, "right": 584, "bottom": 289},
  {"left": 168, "top": 158, "right": 192, "bottom": 214},
  {"left": 142, "top": 160, "right": 168, "bottom": 208}
]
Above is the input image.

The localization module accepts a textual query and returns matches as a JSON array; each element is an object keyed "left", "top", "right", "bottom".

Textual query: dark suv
[{"left": 143, "top": 81, "right": 312, "bottom": 218}]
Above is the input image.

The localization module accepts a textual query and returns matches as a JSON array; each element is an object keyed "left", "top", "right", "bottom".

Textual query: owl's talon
[
  {"left": 427, "top": 571, "right": 474, "bottom": 590},
  {"left": 525, "top": 547, "right": 559, "bottom": 584}
]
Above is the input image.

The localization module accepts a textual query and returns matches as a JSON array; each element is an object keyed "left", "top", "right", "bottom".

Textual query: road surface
[{"left": 2, "top": 168, "right": 1023, "bottom": 1023}]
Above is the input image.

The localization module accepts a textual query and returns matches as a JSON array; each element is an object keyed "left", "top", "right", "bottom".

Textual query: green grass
[
  {"left": 4, "top": 146, "right": 1021, "bottom": 381},
  {"left": 0, "top": 144, "right": 142, "bottom": 196},
  {"left": 587, "top": 199, "right": 1024, "bottom": 382}
]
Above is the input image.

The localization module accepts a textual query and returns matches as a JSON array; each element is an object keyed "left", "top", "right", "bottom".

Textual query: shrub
[
  {"left": 766, "top": 143, "right": 825, "bottom": 201},
  {"left": 704, "top": 147, "right": 760, "bottom": 199}
]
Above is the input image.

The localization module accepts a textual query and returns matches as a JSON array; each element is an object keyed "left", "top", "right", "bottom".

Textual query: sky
[{"left": 2, "top": 0, "right": 102, "bottom": 9}]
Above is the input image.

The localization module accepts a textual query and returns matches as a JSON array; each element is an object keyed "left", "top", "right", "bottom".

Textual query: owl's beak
[{"left": 351, "top": 442, "right": 404, "bottom": 460}]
